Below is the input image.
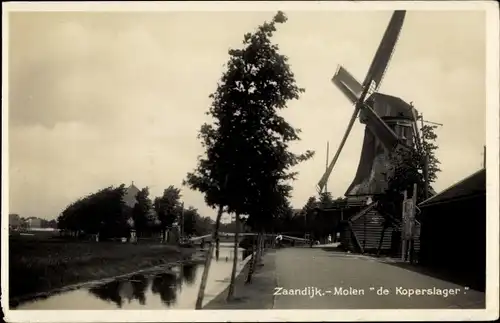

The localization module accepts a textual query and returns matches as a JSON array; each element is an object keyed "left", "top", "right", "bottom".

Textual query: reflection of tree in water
[
  {"left": 181, "top": 263, "right": 198, "bottom": 285},
  {"left": 130, "top": 274, "right": 148, "bottom": 305},
  {"left": 88, "top": 280, "right": 123, "bottom": 308},
  {"left": 151, "top": 272, "right": 178, "bottom": 307},
  {"left": 243, "top": 249, "right": 252, "bottom": 260}
]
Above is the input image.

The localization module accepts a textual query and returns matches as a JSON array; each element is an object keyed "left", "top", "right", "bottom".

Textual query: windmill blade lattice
[{"left": 317, "top": 10, "right": 406, "bottom": 194}]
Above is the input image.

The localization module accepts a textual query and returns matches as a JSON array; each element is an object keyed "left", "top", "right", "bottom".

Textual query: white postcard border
[{"left": 2, "top": 1, "right": 498, "bottom": 322}]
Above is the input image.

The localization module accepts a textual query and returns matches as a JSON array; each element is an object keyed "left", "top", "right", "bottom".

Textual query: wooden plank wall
[
  {"left": 347, "top": 209, "right": 421, "bottom": 258},
  {"left": 350, "top": 209, "right": 392, "bottom": 253}
]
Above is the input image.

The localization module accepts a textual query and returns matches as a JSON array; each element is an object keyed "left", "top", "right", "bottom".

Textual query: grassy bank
[{"left": 9, "top": 237, "right": 195, "bottom": 303}]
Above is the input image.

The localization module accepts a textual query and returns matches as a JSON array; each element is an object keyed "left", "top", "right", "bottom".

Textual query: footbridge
[{"left": 188, "top": 232, "right": 309, "bottom": 244}]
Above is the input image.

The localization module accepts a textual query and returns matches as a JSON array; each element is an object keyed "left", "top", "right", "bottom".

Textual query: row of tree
[
  {"left": 57, "top": 185, "right": 128, "bottom": 239},
  {"left": 183, "top": 8, "right": 441, "bottom": 307},
  {"left": 183, "top": 11, "right": 316, "bottom": 307},
  {"left": 56, "top": 185, "right": 214, "bottom": 240},
  {"left": 228, "top": 191, "right": 338, "bottom": 241}
]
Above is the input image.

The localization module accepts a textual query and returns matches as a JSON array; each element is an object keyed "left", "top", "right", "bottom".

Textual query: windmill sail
[
  {"left": 317, "top": 105, "right": 361, "bottom": 192},
  {"left": 332, "top": 66, "right": 363, "bottom": 103},
  {"left": 361, "top": 10, "right": 406, "bottom": 93}
]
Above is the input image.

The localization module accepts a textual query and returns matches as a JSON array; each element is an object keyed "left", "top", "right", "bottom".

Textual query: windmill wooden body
[{"left": 318, "top": 11, "right": 423, "bottom": 256}]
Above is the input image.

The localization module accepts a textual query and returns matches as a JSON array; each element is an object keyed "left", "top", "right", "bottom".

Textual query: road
[{"left": 273, "top": 248, "right": 485, "bottom": 309}]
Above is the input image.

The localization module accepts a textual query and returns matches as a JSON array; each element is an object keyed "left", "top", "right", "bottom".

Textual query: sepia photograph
[{"left": 2, "top": 1, "right": 499, "bottom": 322}]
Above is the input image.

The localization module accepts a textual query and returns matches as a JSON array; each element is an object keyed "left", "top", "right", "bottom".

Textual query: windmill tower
[{"left": 317, "top": 11, "right": 426, "bottom": 255}]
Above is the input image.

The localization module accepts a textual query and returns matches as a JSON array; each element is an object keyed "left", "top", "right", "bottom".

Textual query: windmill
[{"left": 317, "top": 10, "right": 422, "bottom": 199}]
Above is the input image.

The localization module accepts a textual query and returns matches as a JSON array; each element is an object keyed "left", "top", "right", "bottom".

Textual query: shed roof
[{"left": 419, "top": 168, "right": 486, "bottom": 207}]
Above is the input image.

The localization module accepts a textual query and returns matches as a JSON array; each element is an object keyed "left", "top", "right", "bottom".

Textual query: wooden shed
[
  {"left": 321, "top": 195, "right": 422, "bottom": 258},
  {"left": 418, "top": 168, "right": 486, "bottom": 291},
  {"left": 320, "top": 197, "right": 387, "bottom": 254}
]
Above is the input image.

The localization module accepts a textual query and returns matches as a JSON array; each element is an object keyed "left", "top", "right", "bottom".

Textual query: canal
[{"left": 15, "top": 243, "right": 249, "bottom": 310}]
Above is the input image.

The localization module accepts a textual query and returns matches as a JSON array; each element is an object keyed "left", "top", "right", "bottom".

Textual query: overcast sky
[{"left": 7, "top": 9, "right": 487, "bottom": 220}]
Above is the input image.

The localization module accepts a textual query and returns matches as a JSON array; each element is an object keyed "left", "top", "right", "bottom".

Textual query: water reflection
[
  {"left": 16, "top": 246, "right": 247, "bottom": 310},
  {"left": 88, "top": 266, "right": 189, "bottom": 308},
  {"left": 88, "top": 280, "right": 124, "bottom": 308},
  {"left": 151, "top": 272, "right": 178, "bottom": 307},
  {"left": 182, "top": 263, "right": 198, "bottom": 286},
  {"left": 130, "top": 274, "right": 148, "bottom": 305}
]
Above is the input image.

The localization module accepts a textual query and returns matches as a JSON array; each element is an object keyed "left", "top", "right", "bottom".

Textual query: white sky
[{"left": 6, "top": 8, "right": 487, "bottom": 220}]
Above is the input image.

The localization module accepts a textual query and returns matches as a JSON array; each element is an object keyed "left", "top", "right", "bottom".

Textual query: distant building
[
  {"left": 9, "top": 214, "right": 21, "bottom": 229},
  {"left": 122, "top": 182, "right": 141, "bottom": 208},
  {"left": 27, "top": 217, "right": 42, "bottom": 229}
]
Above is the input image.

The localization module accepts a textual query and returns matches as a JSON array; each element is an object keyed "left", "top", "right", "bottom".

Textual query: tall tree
[
  {"left": 302, "top": 196, "right": 318, "bottom": 234},
  {"left": 319, "top": 192, "right": 334, "bottom": 208},
  {"left": 132, "top": 187, "right": 153, "bottom": 237},
  {"left": 182, "top": 206, "right": 200, "bottom": 236},
  {"left": 229, "top": 11, "right": 316, "bottom": 296},
  {"left": 185, "top": 11, "right": 313, "bottom": 306},
  {"left": 154, "top": 186, "right": 182, "bottom": 242},
  {"left": 193, "top": 216, "right": 213, "bottom": 236},
  {"left": 420, "top": 124, "right": 441, "bottom": 185},
  {"left": 57, "top": 184, "right": 127, "bottom": 239},
  {"left": 376, "top": 124, "right": 441, "bottom": 221},
  {"left": 303, "top": 196, "right": 318, "bottom": 214}
]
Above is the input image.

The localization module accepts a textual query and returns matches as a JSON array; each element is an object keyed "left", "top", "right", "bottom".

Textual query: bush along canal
[{"left": 11, "top": 243, "right": 249, "bottom": 310}]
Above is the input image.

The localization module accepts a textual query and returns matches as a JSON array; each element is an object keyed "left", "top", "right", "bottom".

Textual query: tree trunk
[
  {"left": 195, "top": 205, "right": 223, "bottom": 309},
  {"left": 254, "top": 233, "right": 261, "bottom": 266},
  {"left": 257, "top": 231, "right": 264, "bottom": 264},
  {"left": 245, "top": 234, "right": 259, "bottom": 284},
  {"left": 215, "top": 235, "right": 220, "bottom": 261},
  {"left": 227, "top": 213, "right": 240, "bottom": 301},
  {"left": 245, "top": 237, "right": 257, "bottom": 284}
]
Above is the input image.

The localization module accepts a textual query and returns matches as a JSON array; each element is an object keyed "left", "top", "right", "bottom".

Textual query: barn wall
[{"left": 419, "top": 194, "right": 486, "bottom": 291}]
